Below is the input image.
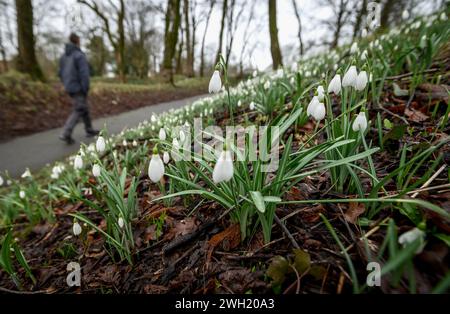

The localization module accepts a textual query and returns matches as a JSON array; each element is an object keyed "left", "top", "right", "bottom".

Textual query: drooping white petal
[
  {"left": 21, "top": 168, "right": 32, "bottom": 178},
  {"left": 0, "top": 175, "right": 4, "bottom": 186},
  {"left": 132, "top": 140, "right": 138, "bottom": 147},
  {"left": 148, "top": 154, "right": 165, "bottom": 183},
  {"left": 208, "top": 70, "right": 222, "bottom": 93},
  {"left": 328, "top": 74, "right": 341, "bottom": 95},
  {"left": 19, "top": 190, "right": 26, "bottom": 199},
  {"left": 118, "top": 217, "right": 124, "bottom": 229},
  {"left": 212, "top": 150, "right": 234, "bottom": 184},
  {"left": 92, "top": 164, "right": 101, "bottom": 177},
  {"left": 342, "top": 66, "right": 358, "bottom": 88},
  {"left": 312, "top": 102, "right": 326, "bottom": 121},
  {"left": 352, "top": 112, "right": 368, "bottom": 132},
  {"left": 74, "top": 155, "right": 83, "bottom": 170},
  {"left": 307, "top": 96, "right": 320, "bottom": 116},
  {"left": 96, "top": 136, "right": 106, "bottom": 153},
  {"left": 361, "top": 28, "right": 368, "bottom": 37},
  {"left": 402, "top": 9, "right": 409, "bottom": 20},
  {"left": 350, "top": 42, "right": 358, "bottom": 54},
  {"left": 398, "top": 227, "right": 425, "bottom": 254},
  {"left": 249, "top": 102, "right": 255, "bottom": 110},
  {"left": 73, "top": 222, "right": 82, "bottom": 236},
  {"left": 163, "top": 151, "right": 170, "bottom": 164},
  {"left": 159, "top": 128, "right": 166, "bottom": 141},
  {"left": 355, "top": 71, "right": 368, "bottom": 91}
]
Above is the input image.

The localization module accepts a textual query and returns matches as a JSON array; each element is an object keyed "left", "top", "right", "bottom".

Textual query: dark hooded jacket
[{"left": 58, "top": 43, "right": 90, "bottom": 96}]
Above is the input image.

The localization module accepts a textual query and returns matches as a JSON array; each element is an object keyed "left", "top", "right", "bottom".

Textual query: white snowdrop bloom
[
  {"left": 151, "top": 115, "right": 157, "bottom": 123},
  {"left": 163, "top": 151, "right": 170, "bottom": 164},
  {"left": 252, "top": 70, "right": 258, "bottom": 78},
  {"left": 132, "top": 140, "right": 138, "bottom": 147},
  {"left": 361, "top": 28, "right": 368, "bottom": 37},
  {"left": 118, "top": 217, "right": 125, "bottom": 229},
  {"left": 73, "top": 222, "right": 82, "bottom": 236},
  {"left": 264, "top": 81, "right": 270, "bottom": 90},
  {"left": 307, "top": 96, "right": 320, "bottom": 116},
  {"left": 0, "top": 175, "right": 3, "bottom": 186},
  {"left": 342, "top": 66, "right": 358, "bottom": 88},
  {"left": 361, "top": 50, "right": 368, "bottom": 61},
  {"left": 402, "top": 9, "right": 409, "bottom": 20},
  {"left": 96, "top": 136, "right": 106, "bottom": 153},
  {"left": 208, "top": 70, "right": 222, "bottom": 93},
  {"left": 420, "top": 35, "right": 427, "bottom": 48},
  {"left": 355, "top": 71, "right": 368, "bottom": 91},
  {"left": 368, "top": 73, "right": 373, "bottom": 82},
  {"left": 212, "top": 150, "right": 234, "bottom": 184},
  {"left": 74, "top": 155, "right": 83, "bottom": 170},
  {"left": 179, "top": 130, "right": 186, "bottom": 143},
  {"left": 21, "top": 168, "right": 32, "bottom": 179},
  {"left": 317, "top": 85, "right": 325, "bottom": 101},
  {"left": 237, "top": 100, "right": 242, "bottom": 107},
  {"left": 328, "top": 74, "right": 341, "bottom": 95},
  {"left": 311, "top": 102, "right": 326, "bottom": 121},
  {"left": 352, "top": 112, "right": 368, "bottom": 132},
  {"left": 122, "top": 139, "right": 127, "bottom": 147},
  {"left": 148, "top": 153, "right": 165, "bottom": 183},
  {"left": 398, "top": 227, "right": 426, "bottom": 254},
  {"left": 350, "top": 42, "right": 358, "bottom": 54},
  {"left": 19, "top": 190, "right": 26, "bottom": 199},
  {"left": 440, "top": 12, "right": 447, "bottom": 21},
  {"left": 249, "top": 102, "right": 255, "bottom": 110},
  {"left": 7, "top": 180, "right": 12, "bottom": 186},
  {"left": 92, "top": 164, "right": 101, "bottom": 177},
  {"left": 158, "top": 128, "right": 166, "bottom": 141}
]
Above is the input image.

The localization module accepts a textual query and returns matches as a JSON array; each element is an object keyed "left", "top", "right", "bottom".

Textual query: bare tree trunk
[
  {"left": 380, "top": 0, "right": 395, "bottom": 29},
  {"left": 291, "top": 0, "right": 304, "bottom": 55},
  {"left": 15, "top": 0, "right": 44, "bottom": 81},
  {"left": 200, "top": 0, "right": 215, "bottom": 77},
  {"left": 162, "top": 0, "right": 181, "bottom": 84},
  {"left": 352, "top": 0, "right": 367, "bottom": 40},
  {"left": 176, "top": 26, "right": 184, "bottom": 74},
  {"left": 183, "top": 0, "right": 194, "bottom": 76},
  {"left": 214, "top": 0, "right": 227, "bottom": 65},
  {"left": 330, "top": 0, "right": 346, "bottom": 48},
  {"left": 268, "top": 0, "right": 283, "bottom": 69},
  {"left": 239, "top": 0, "right": 256, "bottom": 77},
  {"left": 0, "top": 31, "right": 8, "bottom": 72}
]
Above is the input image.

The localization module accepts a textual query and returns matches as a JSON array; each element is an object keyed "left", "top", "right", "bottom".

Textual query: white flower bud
[{"left": 213, "top": 150, "right": 234, "bottom": 184}]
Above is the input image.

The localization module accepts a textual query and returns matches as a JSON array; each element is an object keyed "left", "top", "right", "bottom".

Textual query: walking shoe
[
  {"left": 59, "top": 134, "right": 75, "bottom": 145},
  {"left": 85, "top": 129, "right": 100, "bottom": 137}
]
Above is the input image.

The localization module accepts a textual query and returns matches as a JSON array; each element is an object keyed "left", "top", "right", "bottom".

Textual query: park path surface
[{"left": 0, "top": 95, "right": 205, "bottom": 178}]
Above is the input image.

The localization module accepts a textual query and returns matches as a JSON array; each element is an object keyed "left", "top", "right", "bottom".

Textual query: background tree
[
  {"left": 162, "top": 0, "right": 181, "bottom": 83},
  {"left": 78, "top": 0, "right": 127, "bottom": 82},
  {"left": 214, "top": 0, "right": 227, "bottom": 65},
  {"left": 15, "top": 0, "right": 44, "bottom": 81},
  {"left": 291, "top": 0, "right": 304, "bottom": 55},
  {"left": 199, "top": 0, "right": 215, "bottom": 77},
  {"left": 352, "top": 0, "right": 367, "bottom": 40},
  {"left": 268, "top": 0, "right": 283, "bottom": 69}
]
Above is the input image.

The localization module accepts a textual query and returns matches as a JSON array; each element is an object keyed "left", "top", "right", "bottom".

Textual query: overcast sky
[{"left": 1, "top": 0, "right": 441, "bottom": 71}]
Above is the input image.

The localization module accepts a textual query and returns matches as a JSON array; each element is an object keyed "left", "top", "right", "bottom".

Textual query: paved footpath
[{"left": 0, "top": 95, "right": 205, "bottom": 178}]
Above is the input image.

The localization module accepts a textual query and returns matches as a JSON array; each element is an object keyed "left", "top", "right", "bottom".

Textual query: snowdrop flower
[
  {"left": 440, "top": 12, "right": 447, "bottom": 21},
  {"left": 208, "top": 70, "right": 222, "bottom": 93},
  {"left": 352, "top": 112, "right": 368, "bottom": 132},
  {"left": 361, "top": 28, "right": 368, "bottom": 37},
  {"left": 118, "top": 217, "right": 124, "bottom": 229},
  {"left": 355, "top": 71, "right": 368, "bottom": 91},
  {"left": 159, "top": 128, "right": 166, "bottom": 141},
  {"left": 151, "top": 115, "right": 157, "bottom": 123},
  {"left": 132, "top": 140, "right": 138, "bottom": 147},
  {"left": 252, "top": 70, "right": 258, "bottom": 78},
  {"left": 73, "top": 221, "right": 82, "bottom": 236},
  {"left": 307, "top": 96, "right": 320, "bottom": 116},
  {"left": 398, "top": 227, "right": 426, "bottom": 254},
  {"left": 212, "top": 148, "right": 234, "bottom": 184},
  {"left": 148, "top": 149, "right": 165, "bottom": 183},
  {"left": 96, "top": 136, "right": 106, "bottom": 153},
  {"left": 350, "top": 42, "right": 358, "bottom": 54},
  {"left": 122, "top": 139, "right": 127, "bottom": 147},
  {"left": 237, "top": 100, "right": 242, "bottom": 107},
  {"left": 19, "top": 190, "right": 26, "bottom": 199},
  {"left": 163, "top": 151, "right": 170, "bottom": 164},
  {"left": 342, "top": 66, "right": 358, "bottom": 88},
  {"left": 249, "top": 102, "right": 255, "bottom": 110},
  {"left": 74, "top": 155, "right": 83, "bottom": 170},
  {"left": 360, "top": 50, "right": 368, "bottom": 61},
  {"left": 92, "top": 164, "right": 101, "bottom": 177},
  {"left": 317, "top": 85, "right": 325, "bottom": 101},
  {"left": 402, "top": 9, "right": 409, "bottom": 20},
  {"left": 264, "top": 81, "right": 270, "bottom": 90},
  {"left": 21, "top": 168, "right": 32, "bottom": 179},
  {"left": 0, "top": 175, "right": 3, "bottom": 186},
  {"left": 311, "top": 101, "right": 326, "bottom": 121},
  {"left": 328, "top": 74, "right": 341, "bottom": 95}
]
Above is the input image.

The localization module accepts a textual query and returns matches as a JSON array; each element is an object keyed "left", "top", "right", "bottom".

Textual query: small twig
[
  {"left": 378, "top": 102, "right": 409, "bottom": 125},
  {"left": 0, "top": 286, "right": 48, "bottom": 294},
  {"left": 411, "top": 165, "right": 446, "bottom": 198},
  {"left": 274, "top": 214, "right": 300, "bottom": 249}
]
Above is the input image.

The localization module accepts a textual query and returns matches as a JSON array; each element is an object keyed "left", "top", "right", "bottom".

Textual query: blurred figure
[{"left": 58, "top": 33, "right": 98, "bottom": 144}]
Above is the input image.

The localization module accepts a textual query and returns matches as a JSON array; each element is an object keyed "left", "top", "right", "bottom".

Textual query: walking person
[{"left": 58, "top": 33, "right": 98, "bottom": 144}]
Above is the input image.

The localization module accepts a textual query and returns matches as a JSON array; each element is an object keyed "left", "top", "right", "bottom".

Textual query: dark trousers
[{"left": 62, "top": 93, "right": 93, "bottom": 137}]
